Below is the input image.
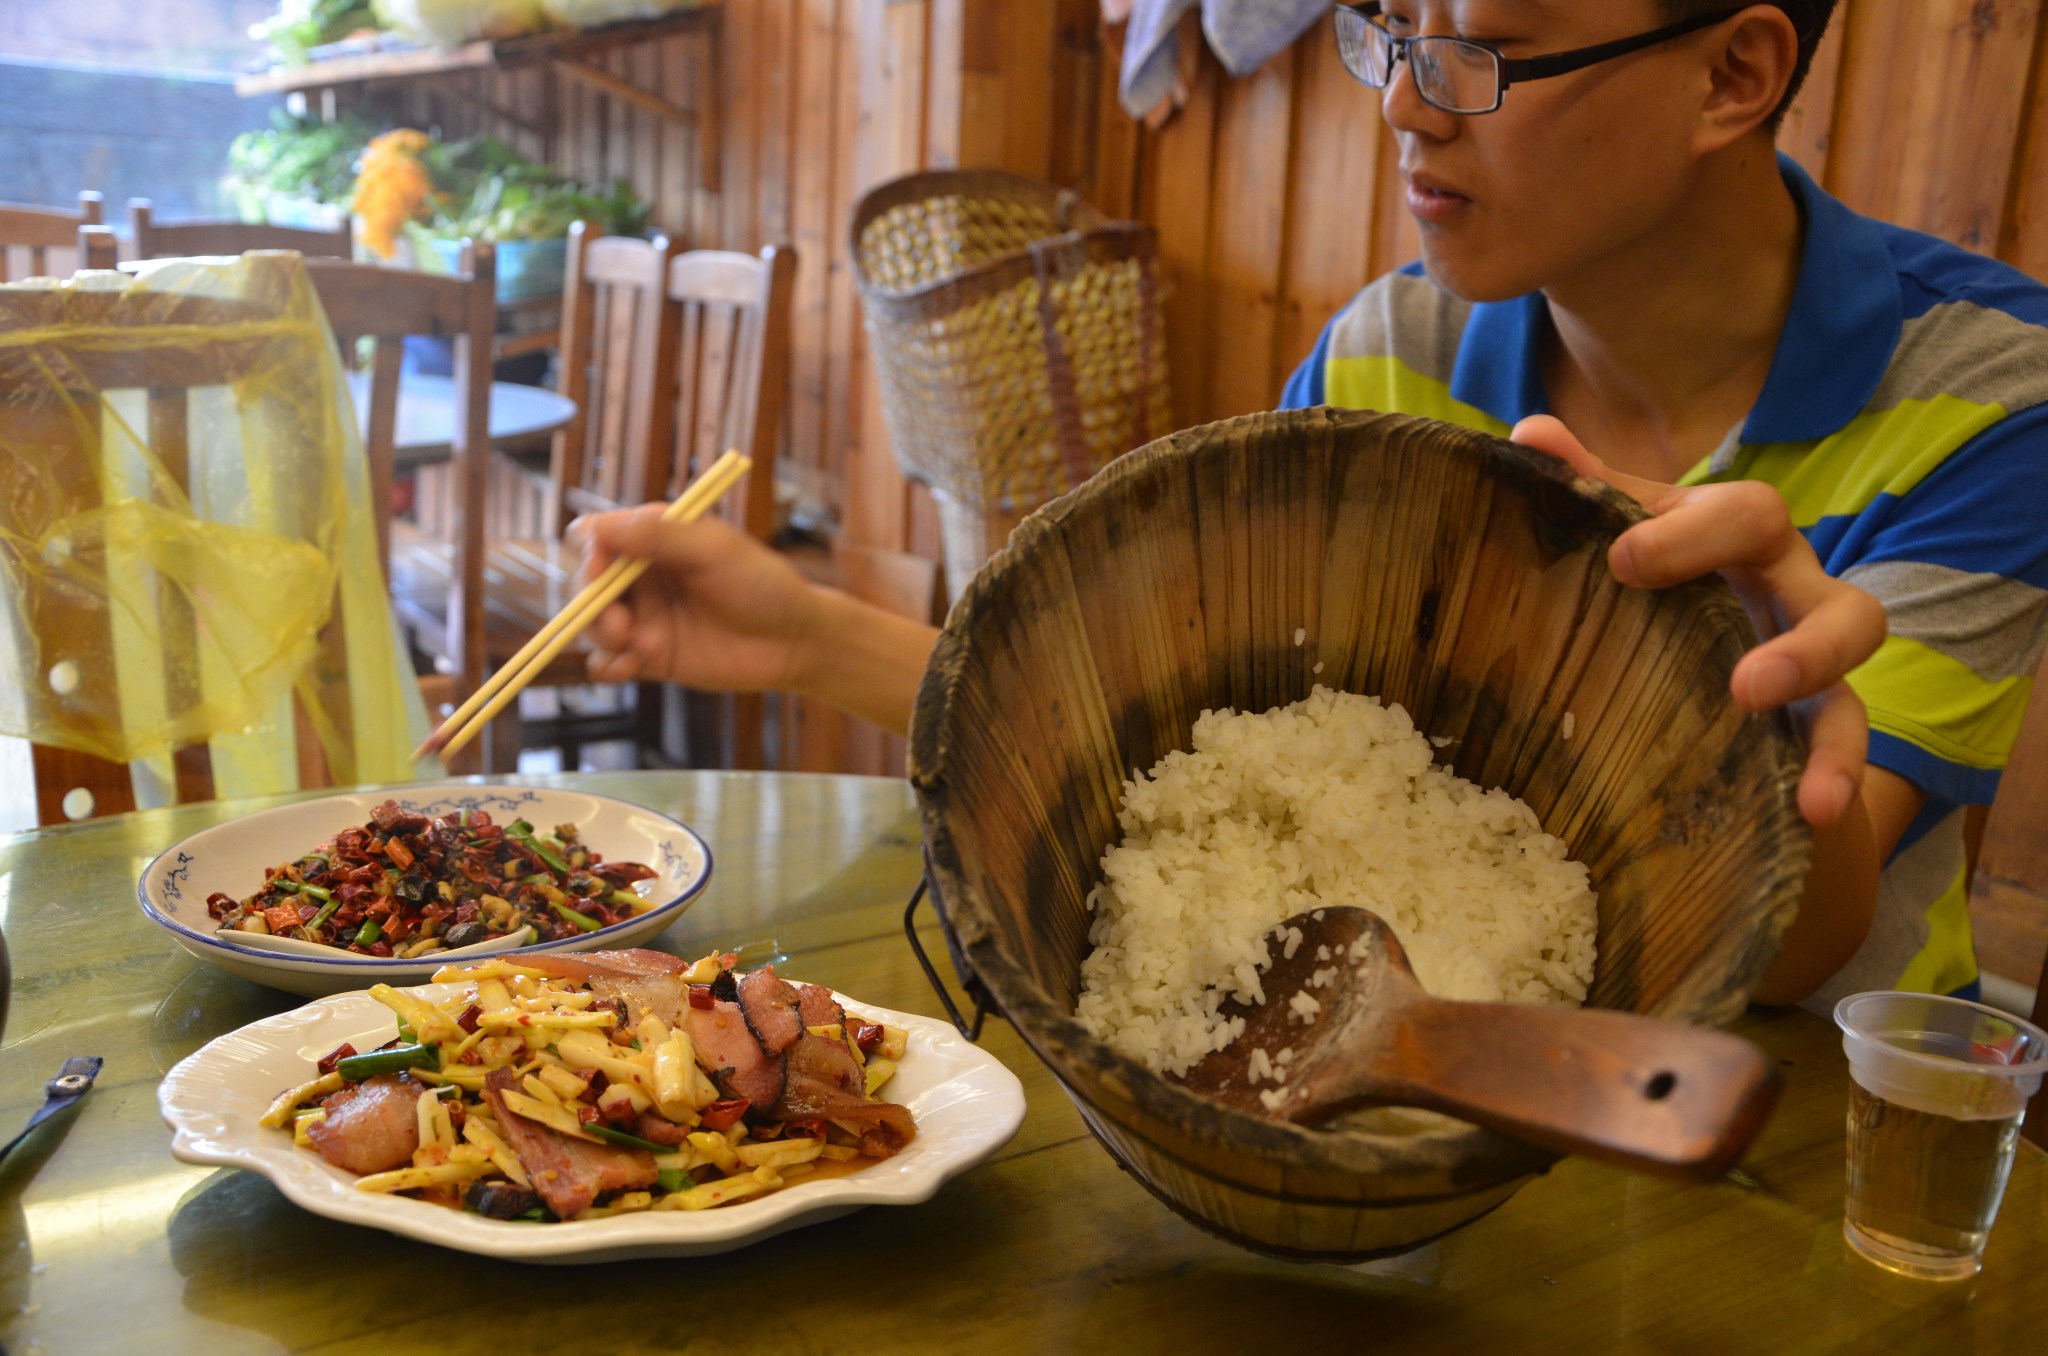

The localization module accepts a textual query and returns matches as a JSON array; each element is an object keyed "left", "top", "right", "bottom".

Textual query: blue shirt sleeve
[{"left": 1278, "top": 315, "right": 1335, "bottom": 409}]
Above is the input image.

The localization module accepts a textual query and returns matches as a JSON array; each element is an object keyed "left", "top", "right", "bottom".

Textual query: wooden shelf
[
  {"left": 234, "top": 7, "right": 721, "bottom": 98},
  {"left": 235, "top": 7, "right": 723, "bottom": 189}
]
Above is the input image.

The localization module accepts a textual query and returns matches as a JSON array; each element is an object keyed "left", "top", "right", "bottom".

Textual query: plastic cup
[{"left": 1834, "top": 991, "right": 2048, "bottom": 1280}]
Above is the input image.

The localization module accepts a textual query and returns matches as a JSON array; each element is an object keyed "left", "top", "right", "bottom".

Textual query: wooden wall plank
[
  {"left": 1778, "top": 0, "right": 1850, "bottom": 182},
  {"left": 1048, "top": 0, "right": 1097, "bottom": 190},
  {"left": 719, "top": 0, "right": 760, "bottom": 250},
  {"left": 756, "top": 0, "right": 797, "bottom": 245},
  {"left": 1999, "top": 0, "right": 2048, "bottom": 275},
  {"left": 576, "top": 58, "right": 603, "bottom": 185},
  {"left": 1200, "top": 50, "right": 1297, "bottom": 422},
  {"left": 1000, "top": 0, "right": 1059, "bottom": 180},
  {"left": 925, "top": 0, "right": 964, "bottom": 169},
  {"left": 656, "top": 36, "right": 692, "bottom": 239},
  {"left": 1090, "top": 18, "right": 1142, "bottom": 217},
  {"left": 955, "top": 0, "right": 1007, "bottom": 170},
  {"left": 822, "top": 0, "right": 867, "bottom": 522},
  {"left": 1829, "top": 0, "right": 2043, "bottom": 253},
  {"left": 629, "top": 41, "right": 661, "bottom": 235},
  {"left": 787, "top": 0, "right": 844, "bottom": 508},
  {"left": 844, "top": 0, "right": 927, "bottom": 555},
  {"left": 1277, "top": 21, "right": 1381, "bottom": 398},
  {"left": 1136, "top": 22, "right": 1222, "bottom": 435}
]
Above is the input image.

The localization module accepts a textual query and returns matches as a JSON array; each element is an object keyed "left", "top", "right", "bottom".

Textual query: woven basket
[
  {"left": 909, "top": 408, "right": 1811, "bottom": 1260},
  {"left": 851, "top": 170, "right": 1172, "bottom": 594}
]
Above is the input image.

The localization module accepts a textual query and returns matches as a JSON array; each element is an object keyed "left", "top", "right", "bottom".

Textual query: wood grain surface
[{"left": 0, "top": 771, "right": 2041, "bottom": 1354}]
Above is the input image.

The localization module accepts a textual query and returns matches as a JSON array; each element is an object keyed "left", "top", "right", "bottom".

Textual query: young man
[{"left": 575, "top": 1, "right": 2048, "bottom": 1009}]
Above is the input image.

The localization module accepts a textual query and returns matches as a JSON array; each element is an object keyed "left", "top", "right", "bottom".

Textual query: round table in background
[{"left": 345, "top": 371, "right": 576, "bottom": 471}]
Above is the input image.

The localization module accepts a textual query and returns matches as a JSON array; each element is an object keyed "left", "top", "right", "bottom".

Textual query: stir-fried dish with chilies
[
  {"left": 207, "top": 801, "right": 658, "bottom": 958},
  {"left": 259, "top": 949, "right": 918, "bottom": 1220}
]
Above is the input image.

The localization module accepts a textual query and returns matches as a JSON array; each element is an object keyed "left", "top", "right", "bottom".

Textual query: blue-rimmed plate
[{"left": 139, "top": 783, "right": 712, "bottom": 996}]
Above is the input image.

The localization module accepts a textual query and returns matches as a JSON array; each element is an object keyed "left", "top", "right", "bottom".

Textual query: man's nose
[{"left": 1381, "top": 53, "right": 1459, "bottom": 140}]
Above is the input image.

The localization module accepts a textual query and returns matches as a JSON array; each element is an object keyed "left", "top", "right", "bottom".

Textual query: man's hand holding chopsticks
[{"left": 573, "top": 507, "right": 938, "bottom": 736}]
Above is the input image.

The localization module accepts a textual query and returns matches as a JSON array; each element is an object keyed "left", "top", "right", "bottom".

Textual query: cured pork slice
[
  {"left": 774, "top": 1032, "right": 917, "bottom": 1156},
  {"left": 305, "top": 1074, "right": 422, "bottom": 1175},
  {"left": 517, "top": 948, "right": 694, "bottom": 983},
  {"left": 736, "top": 966, "right": 804, "bottom": 1055},
  {"left": 483, "top": 1070, "right": 656, "bottom": 1219},
  {"left": 685, "top": 998, "right": 787, "bottom": 1108},
  {"left": 796, "top": 983, "right": 844, "bottom": 1028}
]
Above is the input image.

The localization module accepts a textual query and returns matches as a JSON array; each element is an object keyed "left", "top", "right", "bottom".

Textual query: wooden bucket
[{"left": 909, "top": 407, "right": 1811, "bottom": 1260}]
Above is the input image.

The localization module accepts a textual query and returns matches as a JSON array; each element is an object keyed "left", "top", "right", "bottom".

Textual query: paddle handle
[{"left": 1368, "top": 999, "right": 1781, "bottom": 1180}]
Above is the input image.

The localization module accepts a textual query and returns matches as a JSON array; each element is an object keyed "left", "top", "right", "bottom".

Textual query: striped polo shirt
[{"left": 1281, "top": 154, "right": 2048, "bottom": 1008}]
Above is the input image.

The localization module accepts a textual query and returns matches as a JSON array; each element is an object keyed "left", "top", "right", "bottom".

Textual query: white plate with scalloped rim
[
  {"left": 139, "top": 783, "right": 712, "bottom": 997},
  {"left": 160, "top": 981, "right": 1027, "bottom": 1261}
]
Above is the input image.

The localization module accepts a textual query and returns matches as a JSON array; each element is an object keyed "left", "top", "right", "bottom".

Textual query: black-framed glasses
[{"left": 1334, "top": 3, "right": 1742, "bottom": 115}]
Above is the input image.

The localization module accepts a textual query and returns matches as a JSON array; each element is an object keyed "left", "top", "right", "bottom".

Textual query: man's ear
[{"left": 1695, "top": 6, "right": 1801, "bottom": 151}]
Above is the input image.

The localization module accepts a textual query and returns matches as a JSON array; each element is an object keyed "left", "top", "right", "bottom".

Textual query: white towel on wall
[{"left": 1118, "top": 0, "right": 1331, "bottom": 119}]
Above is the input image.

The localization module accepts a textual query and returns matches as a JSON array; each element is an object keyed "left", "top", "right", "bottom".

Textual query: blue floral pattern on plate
[{"left": 136, "top": 783, "right": 713, "bottom": 997}]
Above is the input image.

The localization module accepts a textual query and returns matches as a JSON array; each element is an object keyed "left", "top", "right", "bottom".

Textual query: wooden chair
[
  {"left": 521, "top": 226, "right": 687, "bottom": 769},
  {"left": 389, "top": 224, "right": 797, "bottom": 773},
  {"left": 547, "top": 228, "right": 798, "bottom": 769},
  {"left": 2, "top": 252, "right": 381, "bottom": 824},
  {"left": 643, "top": 238, "right": 798, "bottom": 770},
  {"left": 0, "top": 192, "right": 103, "bottom": 282},
  {"left": 388, "top": 226, "right": 678, "bottom": 772},
  {"left": 300, "top": 247, "right": 504, "bottom": 771},
  {"left": 130, "top": 198, "right": 352, "bottom": 261}
]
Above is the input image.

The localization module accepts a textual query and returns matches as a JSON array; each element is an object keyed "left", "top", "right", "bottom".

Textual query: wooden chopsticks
[{"left": 416, "top": 449, "right": 751, "bottom": 766}]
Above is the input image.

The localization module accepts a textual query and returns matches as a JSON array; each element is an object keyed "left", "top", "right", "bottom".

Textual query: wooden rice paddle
[{"left": 1176, "top": 907, "right": 1782, "bottom": 1181}]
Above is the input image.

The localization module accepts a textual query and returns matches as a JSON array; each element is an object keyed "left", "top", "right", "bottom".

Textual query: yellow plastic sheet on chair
[{"left": 0, "top": 253, "right": 424, "bottom": 797}]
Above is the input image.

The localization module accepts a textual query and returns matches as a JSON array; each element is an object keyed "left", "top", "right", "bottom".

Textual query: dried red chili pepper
[
  {"left": 316, "top": 1042, "right": 358, "bottom": 1076},
  {"left": 697, "top": 1099, "right": 750, "bottom": 1132}
]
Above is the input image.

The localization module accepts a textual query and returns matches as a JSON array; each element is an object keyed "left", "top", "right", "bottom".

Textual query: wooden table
[{"left": 1, "top": 772, "right": 2041, "bottom": 1355}]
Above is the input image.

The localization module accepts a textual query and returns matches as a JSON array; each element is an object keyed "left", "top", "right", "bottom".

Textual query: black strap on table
[{"left": 0, "top": 1056, "right": 103, "bottom": 1168}]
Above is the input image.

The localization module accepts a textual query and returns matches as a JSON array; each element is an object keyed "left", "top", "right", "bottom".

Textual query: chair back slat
[
  {"left": 665, "top": 245, "right": 796, "bottom": 544},
  {"left": 79, "top": 225, "right": 119, "bottom": 271},
  {"left": 596, "top": 281, "right": 640, "bottom": 503},
  {"left": 130, "top": 198, "right": 351, "bottom": 261},
  {"left": 5, "top": 250, "right": 321, "bottom": 824},
  {"left": 0, "top": 192, "right": 103, "bottom": 283},
  {"left": 549, "top": 224, "right": 682, "bottom": 530},
  {"left": 303, "top": 248, "right": 498, "bottom": 715},
  {"left": 664, "top": 244, "right": 796, "bottom": 771}
]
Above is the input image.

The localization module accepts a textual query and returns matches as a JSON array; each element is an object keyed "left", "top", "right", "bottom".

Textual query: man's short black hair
[{"left": 1660, "top": 1, "right": 1841, "bottom": 127}]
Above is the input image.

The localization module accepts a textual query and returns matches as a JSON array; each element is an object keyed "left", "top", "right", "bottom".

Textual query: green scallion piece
[
  {"left": 548, "top": 898, "right": 602, "bottom": 933},
  {"left": 656, "top": 1168, "right": 689, "bottom": 1193},
  {"left": 335, "top": 1042, "right": 440, "bottom": 1082},
  {"left": 355, "top": 919, "right": 383, "bottom": 946},
  {"left": 586, "top": 1125, "right": 670, "bottom": 1154}
]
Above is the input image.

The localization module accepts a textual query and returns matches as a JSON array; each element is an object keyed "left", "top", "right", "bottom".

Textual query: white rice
[{"left": 1075, "top": 686, "right": 1598, "bottom": 1076}]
